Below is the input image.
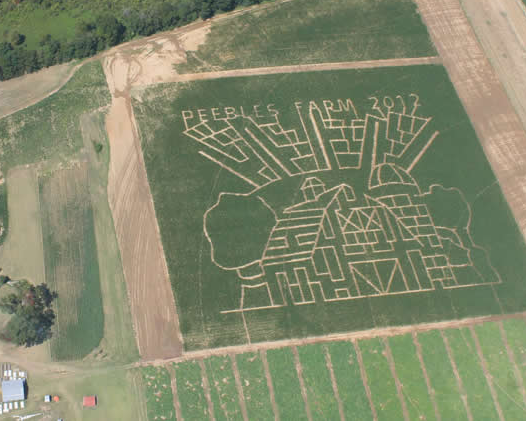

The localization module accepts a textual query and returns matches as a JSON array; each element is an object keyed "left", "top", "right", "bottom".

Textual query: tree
[
  {"left": 10, "top": 31, "right": 25, "bottom": 46},
  {"left": 0, "top": 279, "right": 57, "bottom": 347}
]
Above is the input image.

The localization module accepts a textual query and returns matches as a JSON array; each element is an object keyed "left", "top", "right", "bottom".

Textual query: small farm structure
[
  {"left": 83, "top": 395, "right": 97, "bottom": 408},
  {"left": 1, "top": 379, "right": 26, "bottom": 402}
]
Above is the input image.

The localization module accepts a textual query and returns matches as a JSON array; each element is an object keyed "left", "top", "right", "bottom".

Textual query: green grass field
[
  {"left": 39, "top": 164, "right": 104, "bottom": 361},
  {"left": 206, "top": 355, "right": 244, "bottom": 421},
  {"left": 134, "top": 64, "right": 526, "bottom": 351},
  {"left": 178, "top": 0, "right": 436, "bottom": 73}
]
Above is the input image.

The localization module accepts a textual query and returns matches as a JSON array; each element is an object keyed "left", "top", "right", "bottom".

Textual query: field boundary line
[
  {"left": 323, "top": 345, "right": 345, "bottom": 421},
  {"left": 353, "top": 339, "right": 378, "bottom": 421},
  {"left": 230, "top": 354, "right": 249, "bottom": 421},
  {"left": 412, "top": 333, "right": 441, "bottom": 421},
  {"left": 499, "top": 321, "right": 526, "bottom": 407},
  {"left": 198, "top": 359, "right": 215, "bottom": 421},
  {"left": 139, "top": 56, "right": 442, "bottom": 86},
  {"left": 441, "top": 330, "right": 474, "bottom": 421},
  {"left": 166, "top": 364, "right": 184, "bottom": 421},
  {"left": 260, "top": 350, "right": 280, "bottom": 421},
  {"left": 138, "top": 312, "right": 526, "bottom": 366},
  {"left": 292, "top": 346, "right": 313, "bottom": 421},
  {"left": 382, "top": 338, "right": 410, "bottom": 421},
  {"left": 469, "top": 327, "right": 506, "bottom": 420}
]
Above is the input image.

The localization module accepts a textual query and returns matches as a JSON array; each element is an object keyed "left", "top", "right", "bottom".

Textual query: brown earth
[{"left": 415, "top": 0, "right": 526, "bottom": 237}]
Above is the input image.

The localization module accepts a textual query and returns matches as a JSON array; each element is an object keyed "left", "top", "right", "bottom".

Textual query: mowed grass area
[
  {"left": 39, "top": 164, "right": 103, "bottom": 361},
  {"left": 178, "top": 0, "right": 436, "bottom": 73},
  {"left": 141, "top": 319, "right": 526, "bottom": 421},
  {"left": 134, "top": 65, "right": 526, "bottom": 350},
  {"left": 15, "top": 367, "right": 147, "bottom": 421},
  {"left": 0, "top": 166, "right": 46, "bottom": 286}
]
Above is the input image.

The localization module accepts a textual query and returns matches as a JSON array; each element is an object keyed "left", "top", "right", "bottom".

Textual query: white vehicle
[
  {"left": 3, "top": 403, "right": 8, "bottom": 411},
  {"left": 9, "top": 402, "right": 13, "bottom": 410},
  {"left": 20, "top": 401, "right": 25, "bottom": 408},
  {"left": 14, "top": 401, "right": 18, "bottom": 409}
]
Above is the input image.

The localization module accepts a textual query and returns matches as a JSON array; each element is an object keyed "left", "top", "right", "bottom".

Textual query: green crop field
[
  {"left": 140, "top": 320, "right": 526, "bottom": 420},
  {"left": 39, "top": 164, "right": 104, "bottom": 360},
  {"left": 388, "top": 334, "right": 437, "bottom": 420},
  {"left": 205, "top": 355, "right": 244, "bottom": 420},
  {"left": 297, "top": 344, "right": 340, "bottom": 419},
  {"left": 178, "top": 0, "right": 436, "bottom": 73},
  {"left": 134, "top": 64, "right": 526, "bottom": 351},
  {"left": 236, "top": 352, "right": 274, "bottom": 420},
  {"left": 174, "top": 360, "right": 210, "bottom": 419},
  {"left": 327, "top": 341, "right": 372, "bottom": 420},
  {"left": 142, "top": 366, "right": 176, "bottom": 421},
  {"left": 444, "top": 328, "right": 498, "bottom": 420},
  {"left": 266, "top": 347, "right": 308, "bottom": 420}
]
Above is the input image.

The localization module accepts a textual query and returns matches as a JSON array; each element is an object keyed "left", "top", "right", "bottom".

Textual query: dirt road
[{"left": 415, "top": 0, "right": 526, "bottom": 236}]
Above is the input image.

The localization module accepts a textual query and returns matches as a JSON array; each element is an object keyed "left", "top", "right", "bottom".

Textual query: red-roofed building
[{"left": 83, "top": 396, "right": 97, "bottom": 408}]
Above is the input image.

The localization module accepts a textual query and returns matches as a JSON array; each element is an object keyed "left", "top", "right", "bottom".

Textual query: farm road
[
  {"left": 144, "top": 56, "right": 442, "bottom": 85},
  {"left": 415, "top": 0, "right": 526, "bottom": 237},
  {"left": 137, "top": 312, "right": 526, "bottom": 366}
]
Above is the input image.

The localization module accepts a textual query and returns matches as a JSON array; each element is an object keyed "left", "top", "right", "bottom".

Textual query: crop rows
[{"left": 142, "top": 319, "right": 526, "bottom": 420}]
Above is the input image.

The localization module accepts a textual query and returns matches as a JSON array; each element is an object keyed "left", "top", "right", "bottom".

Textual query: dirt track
[{"left": 415, "top": 0, "right": 526, "bottom": 236}]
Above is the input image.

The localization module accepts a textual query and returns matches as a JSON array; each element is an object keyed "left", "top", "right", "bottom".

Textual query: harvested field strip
[
  {"left": 327, "top": 341, "right": 373, "bottom": 420},
  {"left": 142, "top": 366, "right": 176, "bottom": 421},
  {"left": 358, "top": 338, "right": 404, "bottom": 421},
  {"left": 236, "top": 352, "right": 274, "bottom": 420},
  {"left": 474, "top": 323, "right": 526, "bottom": 419},
  {"left": 297, "top": 344, "right": 340, "bottom": 420},
  {"left": 205, "top": 355, "right": 244, "bottom": 421},
  {"left": 174, "top": 360, "right": 210, "bottom": 419},
  {"left": 388, "top": 334, "right": 437, "bottom": 421},
  {"left": 39, "top": 164, "right": 103, "bottom": 361},
  {"left": 444, "top": 328, "right": 499, "bottom": 420},
  {"left": 266, "top": 347, "right": 309, "bottom": 420},
  {"left": 418, "top": 331, "right": 468, "bottom": 420}
]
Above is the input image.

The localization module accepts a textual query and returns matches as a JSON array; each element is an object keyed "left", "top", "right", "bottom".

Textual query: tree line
[{"left": 0, "top": 0, "right": 262, "bottom": 81}]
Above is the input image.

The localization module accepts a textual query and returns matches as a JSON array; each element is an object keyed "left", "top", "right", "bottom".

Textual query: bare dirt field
[
  {"left": 415, "top": 0, "right": 526, "bottom": 236},
  {"left": 0, "top": 62, "right": 77, "bottom": 119},
  {"left": 103, "top": 61, "right": 183, "bottom": 360}
]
